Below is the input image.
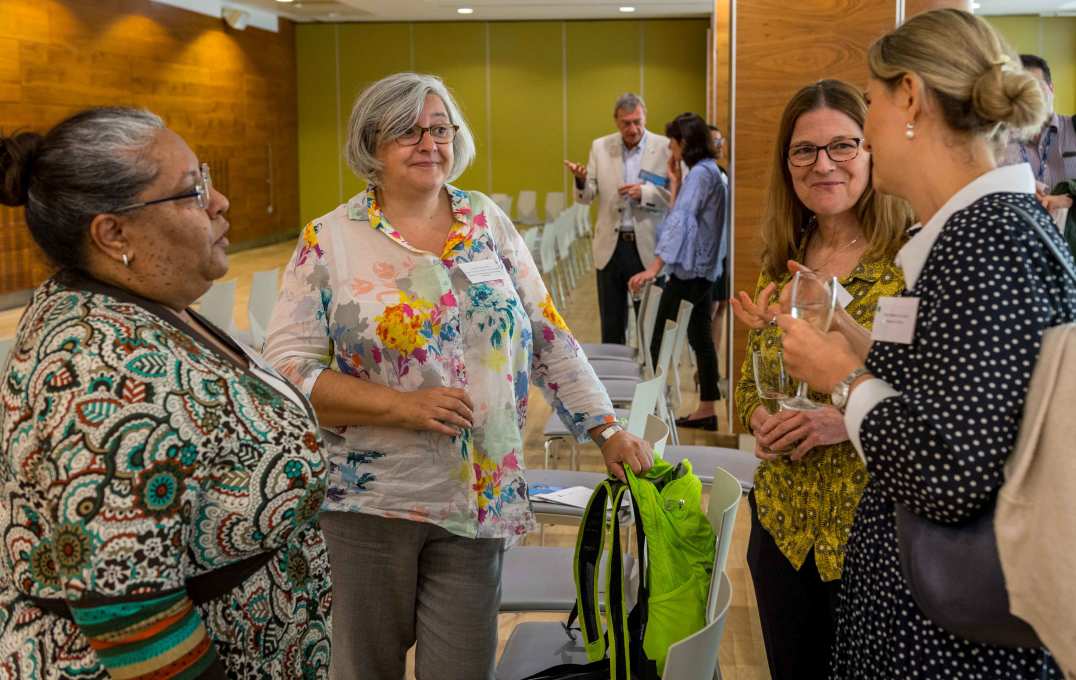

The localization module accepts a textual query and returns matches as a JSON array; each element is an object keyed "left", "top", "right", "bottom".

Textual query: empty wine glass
[
  {"left": 779, "top": 270, "right": 838, "bottom": 411},
  {"left": 752, "top": 349, "right": 794, "bottom": 454}
]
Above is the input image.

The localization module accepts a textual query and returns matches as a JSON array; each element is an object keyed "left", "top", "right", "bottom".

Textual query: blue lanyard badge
[
  {"left": 1020, "top": 127, "right": 1056, "bottom": 184},
  {"left": 638, "top": 169, "right": 669, "bottom": 188}
]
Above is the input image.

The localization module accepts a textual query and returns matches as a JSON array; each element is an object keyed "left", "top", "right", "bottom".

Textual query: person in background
[
  {"left": 779, "top": 10, "right": 1072, "bottom": 678},
  {"left": 707, "top": 123, "right": 731, "bottom": 392},
  {"left": 565, "top": 93, "right": 672, "bottom": 345},
  {"left": 628, "top": 113, "right": 727, "bottom": 430},
  {"left": 729, "top": 80, "right": 911, "bottom": 679},
  {"left": 0, "top": 107, "right": 330, "bottom": 678},
  {"left": 1003, "top": 54, "right": 1076, "bottom": 216},
  {"left": 265, "top": 72, "right": 653, "bottom": 680}
]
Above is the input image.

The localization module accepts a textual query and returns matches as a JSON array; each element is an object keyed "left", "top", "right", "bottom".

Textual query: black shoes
[{"left": 674, "top": 414, "right": 718, "bottom": 431}]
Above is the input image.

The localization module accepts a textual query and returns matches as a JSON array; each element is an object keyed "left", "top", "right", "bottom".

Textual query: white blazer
[{"left": 574, "top": 131, "right": 672, "bottom": 270}]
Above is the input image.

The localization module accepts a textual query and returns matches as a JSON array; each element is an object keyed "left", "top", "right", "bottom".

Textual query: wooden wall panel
[
  {"left": 711, "top": 0, "right": 731, "bottom": 136},
  {"left": 906, "top": 0, "right": 970, "bottom": 16},
  {"left": 0, "top": 0, "right": 299, "bottom": 301}
]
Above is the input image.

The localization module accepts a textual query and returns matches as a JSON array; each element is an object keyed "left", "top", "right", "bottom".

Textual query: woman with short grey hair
[{"left": 265, "top": 72, "right": 654, "bottom": 679}]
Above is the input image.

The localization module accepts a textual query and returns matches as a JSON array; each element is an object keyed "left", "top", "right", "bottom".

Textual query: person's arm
[
  {"left": 32, "top": 345, "right": 227, "bottom": 677},
  {"left": 652, "top": 163, "right": 715, "bottom": 270},
  {"left": 263, "top": 221, "right": 472, "bottom": 435},
  {"left": 573, "top": 143, "right": 599, "bottom": 205}
]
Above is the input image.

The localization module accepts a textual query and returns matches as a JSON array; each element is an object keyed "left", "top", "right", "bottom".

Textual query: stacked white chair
[
  {"left": 247, "top": 268, "right": 279, "bottom": 351},
  {"left": 544, "top": 191, "right": 566, "bottom": 223},
  {"left": 490, "top": 192, "right": 513, "bottom": 217},
  {"left": 516, "top": 190, "right": 540, "bottom": 225}
]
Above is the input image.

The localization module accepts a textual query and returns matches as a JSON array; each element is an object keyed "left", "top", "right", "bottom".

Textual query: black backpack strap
[
  {"left": 1011, "top": 203, "right": 1076, "bottom": 286},
  {"left": 574, "top": 480, "right": 612, "bottom": 660},
  {"left": 605, "top": 482, "right": 632, "bottom": 680}
]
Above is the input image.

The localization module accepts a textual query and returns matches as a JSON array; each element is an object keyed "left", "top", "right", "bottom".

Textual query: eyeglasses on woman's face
[
  {"left": 114, "top": 163, "right": 212, "bottom": 213},
  {"left": 787, "top": 138, "right": 863, "bottom": 168},
  {"left": 394, "top": 124, "right": 459, "bottom": 146}
]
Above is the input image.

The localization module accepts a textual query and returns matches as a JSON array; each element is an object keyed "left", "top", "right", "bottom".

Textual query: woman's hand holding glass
[
  {"left": 751, "top": 349, "right": 794, "bottom": 460},
  {"left": 756, "top": 407, "right": 850, "bottom": 460},
  {"left": 776, "top": 315, "right": 860, "bottom": 395},
  {"left": 779, "top": 270, "right": 839, "bottom": 410}
]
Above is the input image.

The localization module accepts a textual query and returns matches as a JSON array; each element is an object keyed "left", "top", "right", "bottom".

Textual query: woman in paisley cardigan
[
  {"left": 780, "top": 10, "right": 1072, "bottom": 678},
  {"left": 0, "top": 108, "right": 331, "bottom": 679},
  {"left": 729, "top": 80, "right": 913, "bottom": 680}
]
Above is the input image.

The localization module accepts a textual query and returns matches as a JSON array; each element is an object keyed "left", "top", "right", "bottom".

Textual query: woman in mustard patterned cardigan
[{"left": 730, "top": 80, "right": 912, "bottom": 680}]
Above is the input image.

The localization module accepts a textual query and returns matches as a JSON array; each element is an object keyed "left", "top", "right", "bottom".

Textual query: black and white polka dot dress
[{"left": 830, "top": 193, "right": 1075, "bottom": 679}]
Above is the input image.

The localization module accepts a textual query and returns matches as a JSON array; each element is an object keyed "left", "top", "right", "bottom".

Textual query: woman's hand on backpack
[{"left": 594, "top": 428, "right": 654, "bottom": 482}]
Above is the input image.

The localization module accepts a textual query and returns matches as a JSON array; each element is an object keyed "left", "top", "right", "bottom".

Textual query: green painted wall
[
  {"left": 296, "top": 19, "right": 709, "bottom": 224},
  {"left": 987, "top": 16, "right": 1076, "bottom": 116}
]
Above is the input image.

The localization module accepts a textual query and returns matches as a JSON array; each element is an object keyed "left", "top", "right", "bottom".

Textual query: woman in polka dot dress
[{"left": 778, "top": 10, "right": 1074, "bottom": 679}]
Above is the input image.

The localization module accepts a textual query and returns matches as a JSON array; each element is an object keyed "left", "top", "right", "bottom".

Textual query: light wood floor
[{"left": 0, "top": 242, "right": 771, "bottom": 680}]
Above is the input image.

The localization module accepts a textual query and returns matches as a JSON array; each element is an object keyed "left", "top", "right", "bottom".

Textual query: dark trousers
[
  {"left": 648, "top": 275, "right": 721, "bottom": 402},
  {"left": 596, "top": 235, "right": 645, "bottom": 344},
  {"left": 747, "top": 492, "right": 840, "bottom": 680}
]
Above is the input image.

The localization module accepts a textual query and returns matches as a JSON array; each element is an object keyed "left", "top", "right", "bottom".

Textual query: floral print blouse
[
  {"left": 734, "top": 255, "right": 904, "bottom": 581},
  {"left": 264, "top": 186, "right": 616, "bottom": 539}
]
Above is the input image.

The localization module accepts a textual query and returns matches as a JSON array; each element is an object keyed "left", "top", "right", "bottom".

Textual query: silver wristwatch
[
  {"left": 596, "top": 423, "right": 625, "bottom": 444},
  {"left": 831, "top": 367, "right": 870, "bottom": 412}
]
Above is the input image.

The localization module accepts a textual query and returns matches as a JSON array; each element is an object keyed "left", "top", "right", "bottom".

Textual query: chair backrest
[
  {"left": 553, "top": 212, "right": 575, "bottom": 259},
  {"left": 517, "top": 190, "right": 539, "bottom": 223},
  {"left": 706, "top": 466, "right": 741, "bottom": 619},
  {"left": 625, "top": 368, "right": 665, "bottom": 437},
  {"left": 662, "top": 571, "right": 733, "bottom": 680},
  {"left": 538, "top": 223, "right": 558, "bottom": 274},
  {"left": 574, "top": 203, "right": 591, "bottom": 236},
  {"left": 544, "top": 191, "right": 566, "bottom": 221},
  {"left": 642, "top": 413, "right": 670, "bottom": 459},
  {"left": 522, "top": 227, "right": 540, "bottom": 257},
  {"left": 638, "top": 283, "right": 664, "bottom": 373},
  {"left": 491, "top": 192, "right": 513, "bottom": 216},
  {"left": 247, "top": 268, "right": 279, "bottom": 350},
  {"left": 198, "top": 279, "right": 237, "bottom": 332},
  {"left": 0, "top": 337, "right": 13, "bottom": 370}
]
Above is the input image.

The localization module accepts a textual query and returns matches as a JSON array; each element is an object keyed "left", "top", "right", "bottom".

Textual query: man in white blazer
[{"left": 565, "top": 93, "right": 672, "bottom": 344}]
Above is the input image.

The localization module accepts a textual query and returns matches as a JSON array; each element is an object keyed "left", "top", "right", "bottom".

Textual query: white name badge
[
  {"left": 459, "top": 259, "right": 506, "bottom": 284},
  {"left": 871, "top": 296, "right": 919, "bottom": 345},
  {"left": 833, "top": 281, "right": 854, "bottom": 309}
]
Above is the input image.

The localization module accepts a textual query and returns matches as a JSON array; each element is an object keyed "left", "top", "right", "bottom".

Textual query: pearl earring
[
  {"left": 905, "top": 122, "right": 915, "bottom": 139},
  {"left": 122, "top": 253, "right": 130, "bottom": 267}
]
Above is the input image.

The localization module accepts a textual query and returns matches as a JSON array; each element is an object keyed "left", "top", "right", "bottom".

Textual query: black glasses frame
[
  {"left": 787, "top": 138, "right": 863, "bottom": 168},
  {"left": 394, "top": 124, "right": 460, "bottom": 147},
  {"left": 114, "top": 163, "right": 212, "bottom": 213}
]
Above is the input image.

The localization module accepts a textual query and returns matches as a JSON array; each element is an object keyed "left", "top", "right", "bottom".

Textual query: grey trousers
[{"left": 320, "top": 511, "right": 505, "bottom": 680}]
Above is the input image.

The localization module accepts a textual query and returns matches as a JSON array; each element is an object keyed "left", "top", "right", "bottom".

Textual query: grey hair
[
  {"left": 345, "top": 72, "right": 476, "bottom": 185},
  {"left": 613, "top": 92, "right": 647, "bottom": 117},
  {"left": 0, "top": 107, "right": 165, "bottom": 271}
]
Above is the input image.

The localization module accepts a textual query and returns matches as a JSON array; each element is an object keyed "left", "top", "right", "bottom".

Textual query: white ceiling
[
  {"left": 977, "top": 0, "right": 1076, "bottom": 14},
  {"left": 231, "top": 0, "right": 711, "bottom": 22},
  {"left": 226, "top": 0, "right": 1076, "bottom": 22}
]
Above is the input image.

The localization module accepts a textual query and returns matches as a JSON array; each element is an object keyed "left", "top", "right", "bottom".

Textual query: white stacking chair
[
  {"left": 197, "top": 279, "right": 237, "bottom": 333},
  {"left": 522, "top": 226, "right": 540, "bottom": 257},
  {"left": 553, "top": 211, "right": 578, "bottom": 292},
  {"left": 579, "top": 281, "right": 662, "bottom": 363},
  {"left": 544, "top": 191, "right": 566, "bottom": 223},
  {"left": 516, "top": 189, "right": 540, "bottom": 225},
  {"left": 490, "top": 192, "right": 513, "bottom": 217},
  {"left": 0, "top": 337, "right": 13, "bottom": 369},
  {"left": 538, "top": 220, "right": 565, "bottom": 309},
  {"left": 247, "top": 268, "right": 279, "bottom": 351},
  {"left": 659, "top": 444, "right": 760, "bottom": 493}
]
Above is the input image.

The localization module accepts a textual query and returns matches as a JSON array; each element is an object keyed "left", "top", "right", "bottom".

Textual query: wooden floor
[{"left": 0, "top": 241, "right": 771, "bottom": 680}]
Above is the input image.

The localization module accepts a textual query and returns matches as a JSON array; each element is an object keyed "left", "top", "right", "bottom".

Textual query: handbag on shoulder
[{"left": 896, "top": 203, "right": 1076, "bottom": 649}]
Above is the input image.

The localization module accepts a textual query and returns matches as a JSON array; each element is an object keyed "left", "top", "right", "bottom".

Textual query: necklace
[{"left": 808, "top": 231, "right": 861, "bottom": 274}]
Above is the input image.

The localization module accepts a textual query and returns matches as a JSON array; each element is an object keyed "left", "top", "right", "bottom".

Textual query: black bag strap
[
  {"left": 1010, "top": 203, "right": 1076, "bottom": 286},
  {"left": 574, "top": 480, "right": 612, "bottom": 659}
]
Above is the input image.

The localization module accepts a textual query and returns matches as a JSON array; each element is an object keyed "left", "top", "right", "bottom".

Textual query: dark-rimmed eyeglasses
[
  {"left": 113, "top": 163, "right": 212, "bottom": 213},
  {"left": 395, "top": 124, "right": 459, "bottom": 147},
  {"left": 787, "top": 138, "right": 863, "bottom": 168}
]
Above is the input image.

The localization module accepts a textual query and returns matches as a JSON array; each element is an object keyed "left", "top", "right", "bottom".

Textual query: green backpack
[{"left": 524, "top": 458, "right": 716, "bottom": 680}]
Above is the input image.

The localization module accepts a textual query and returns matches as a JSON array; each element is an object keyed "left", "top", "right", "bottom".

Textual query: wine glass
[
  {"left": 752, "top": 349, "right": 794, "bottom": 454},
  {"left": 779, "top": 270, "right": 839, "bottom": 411}
]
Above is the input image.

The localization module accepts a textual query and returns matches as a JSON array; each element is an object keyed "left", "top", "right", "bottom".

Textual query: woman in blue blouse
[{"left": 630, "top": 112, "right": 728, "bottom": 429}]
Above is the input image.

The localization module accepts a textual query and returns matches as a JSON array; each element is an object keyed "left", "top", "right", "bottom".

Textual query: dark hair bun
[{"left": 0, "top": 131, "right": 43, "bottom": 207}]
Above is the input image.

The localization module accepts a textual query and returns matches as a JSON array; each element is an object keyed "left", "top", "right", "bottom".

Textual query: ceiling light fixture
[
  {"left": 619, "top": 6, "right": 636, "bottom": 12},
  {"left": 275, "top": 0, "right": 293, "bottom": 3},
  {"left": 457, "top": 7, "right": 474, "bottom": 14}
]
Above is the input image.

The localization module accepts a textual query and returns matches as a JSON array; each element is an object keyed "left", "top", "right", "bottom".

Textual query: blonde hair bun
[{"left": 972, "top": 65, "right": 1047, "bottom": 135}]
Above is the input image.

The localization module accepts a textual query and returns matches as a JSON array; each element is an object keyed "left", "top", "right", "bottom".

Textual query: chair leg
[{"left": 544, "top": 439, "right": 555, "bottom": 469}]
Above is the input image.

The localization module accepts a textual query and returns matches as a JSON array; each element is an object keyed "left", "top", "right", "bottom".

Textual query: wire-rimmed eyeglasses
[{"left": 114, "top": 163, "right": 212, "bottom": 213}]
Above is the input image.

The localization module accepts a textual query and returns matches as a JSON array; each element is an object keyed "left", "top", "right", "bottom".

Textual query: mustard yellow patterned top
[{"left": 735, "top": 256, "right": 904, "bottom": 581}]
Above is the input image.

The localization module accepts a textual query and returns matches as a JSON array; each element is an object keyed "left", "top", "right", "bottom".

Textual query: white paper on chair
[{"left": 531, "top": 486, "right": 630, "bottom": 509}]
